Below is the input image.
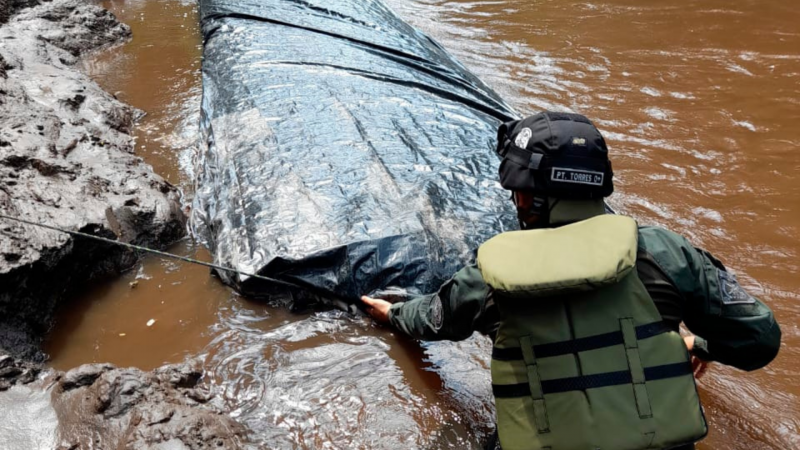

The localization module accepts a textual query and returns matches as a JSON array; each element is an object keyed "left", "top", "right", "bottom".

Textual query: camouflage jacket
[{"left": 388, "top": 226, "right": 781, "bottom": 371}]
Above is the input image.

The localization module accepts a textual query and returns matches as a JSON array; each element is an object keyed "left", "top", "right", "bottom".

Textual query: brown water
[{"left": 45, "top": 0, "right": 799, "bottom": 448}]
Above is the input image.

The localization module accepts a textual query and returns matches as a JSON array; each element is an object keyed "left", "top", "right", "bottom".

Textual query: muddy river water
[{"left": 44, "top": 0, "right": 799, "bottom": 448}]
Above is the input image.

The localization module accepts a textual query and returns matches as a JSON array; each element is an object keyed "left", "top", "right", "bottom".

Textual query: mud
[
  {"left": 51, "top": 362, "right": 247, "bottom": 449},
  {"left": 1, "top": 1, "right": 41, "bottom": 26},
  {"left": 1, "top": 362, "right": 248, "bottom": 450},
  {"left": 0, "top": 2, "right": 243, "bottom": 448},
  {"left": 0, "top": 352, "right": 40, "bottom": 391},
  {"left": 0, "top": 0, "right": 185, "bottom": 361}
]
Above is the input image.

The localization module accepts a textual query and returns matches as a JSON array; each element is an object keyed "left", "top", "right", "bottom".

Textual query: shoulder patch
[
  {"left": 430, "top": 296, "right": 444, "bottom": 330},
  {"left": 718, "top": 270, "right": 756, "bottom": 305}
]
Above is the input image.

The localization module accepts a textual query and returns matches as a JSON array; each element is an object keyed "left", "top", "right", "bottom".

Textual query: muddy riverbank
[
  {"left": 0, "top": 1, "right": 244, "bottom": 448},
  {"left": 2, "top": 360, "right": 248, "bottom": 449},
  {"left": 0, "top": 0, "right": 185, "bottom": 360}
]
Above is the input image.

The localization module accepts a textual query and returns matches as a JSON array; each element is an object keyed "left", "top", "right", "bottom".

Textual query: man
[{"left": 361, "top": 112, "right": 781, "bottom": 450}]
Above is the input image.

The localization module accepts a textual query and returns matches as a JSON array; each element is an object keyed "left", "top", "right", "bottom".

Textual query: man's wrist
[
  {"left": 387, "top": 302, "right": 404, "bottom": 323},
  {"left": 691, "top": 336, "right": 712, "bottom": 361}
]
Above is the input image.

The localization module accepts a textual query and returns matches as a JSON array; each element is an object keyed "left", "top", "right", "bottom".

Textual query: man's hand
[
  {"left": 684, "top": 335, "right": 710, "bottom": 380},
  {"left": 361, "top": 296, "right": 392, "bottom": 324},
  {"left": 683, "top": 335, "right": 695, "bottom": 352}
]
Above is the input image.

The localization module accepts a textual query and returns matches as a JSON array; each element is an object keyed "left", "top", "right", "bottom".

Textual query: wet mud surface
[
  {"left": 0, "top": 1, "right": 234, "bottom": 449},
  {"left": 1, "top": 362, "right": 248, "bottom": 450},
  {"left": 0, "top": 0, "right": 185, "bottom": 360},
  {"left": 1, "top": 0, "right": 798, "bottom": 449},
  {"left": 52, "top": 362, "right": 246, "bottom": 449}
]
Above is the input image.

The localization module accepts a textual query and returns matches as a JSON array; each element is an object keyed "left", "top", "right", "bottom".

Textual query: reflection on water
[
  {"left": 200, "top": 309, "right": 494, "bottom": 449},
  {"left": 80, "top": 0, "right": 202, "bottom": 185},
  {"left": 47, "top": 0, "right": 799, "bottom": 449}
]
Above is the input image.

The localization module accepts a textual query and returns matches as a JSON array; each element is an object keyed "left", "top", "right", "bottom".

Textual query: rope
[
  {"left": 0, "top": 213, "right": 367, "bottom": 314},
  {"left": 0, "top": 212, "right": 293, "bottom": 287}
]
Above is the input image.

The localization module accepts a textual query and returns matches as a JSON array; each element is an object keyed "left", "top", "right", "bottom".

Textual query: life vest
[{"left": 477, "top": 215, "right": 707, "bottom": 450}]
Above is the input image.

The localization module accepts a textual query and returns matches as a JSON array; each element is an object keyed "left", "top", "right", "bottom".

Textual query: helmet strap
[{"left": 515, "top": 194, "right": 550, "bottom": 230}]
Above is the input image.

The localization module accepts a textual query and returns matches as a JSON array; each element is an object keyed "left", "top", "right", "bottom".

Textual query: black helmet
[{"left": 495, "top": 111, "right": 614, "bottom": 200}]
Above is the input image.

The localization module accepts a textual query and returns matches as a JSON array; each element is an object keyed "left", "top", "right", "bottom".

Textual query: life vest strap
[
  {"left": 492, "top": 361, "right": 693, "bottom": 398},
  {"left": 520, "top": 335, "right": 551, "bottom": 433},
  {"left": 492, "top": 321, "right": 672, "bottom": 361},
  {"left": 621, "top": 318, "right": 654, "bottom": 419}
]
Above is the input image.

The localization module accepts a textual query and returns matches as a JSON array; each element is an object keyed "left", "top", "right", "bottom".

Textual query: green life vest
[{"left": 477, "top": 215, "right": 707, "bottom": 450}]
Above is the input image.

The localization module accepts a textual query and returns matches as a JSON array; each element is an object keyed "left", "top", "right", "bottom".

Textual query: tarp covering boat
[{"left": 193, "top": 0, "right": 519, "bottom": 308}]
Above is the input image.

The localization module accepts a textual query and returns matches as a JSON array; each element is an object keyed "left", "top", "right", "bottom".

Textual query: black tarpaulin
[{"left": 193, "top": 0, "right": 519, "bottom": 308}]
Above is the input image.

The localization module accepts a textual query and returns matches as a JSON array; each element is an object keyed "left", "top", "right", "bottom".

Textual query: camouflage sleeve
[
  {"left": 639, "top": 227, "right": 782, "bottom": 371},
  {"left": 387, "top": 264, "right": 497, "bottom": 341}
]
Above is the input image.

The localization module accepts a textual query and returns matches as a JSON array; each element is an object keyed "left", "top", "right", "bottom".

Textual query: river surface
[{"left": 45, "top": 0, "right": 799, "bottom": 448}]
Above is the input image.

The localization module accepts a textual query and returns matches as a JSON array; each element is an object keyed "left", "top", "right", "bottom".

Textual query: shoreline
[
  {"left": 0, "top": 0, "right": 185, "bottom": 362},
  {"left": 0, "top": 2, "right": 248, "bottom": 448}
]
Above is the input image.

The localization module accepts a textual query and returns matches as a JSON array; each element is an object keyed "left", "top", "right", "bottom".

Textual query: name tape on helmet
[{"left": 551, "top": 168, "right": 604, "bottom": 186}]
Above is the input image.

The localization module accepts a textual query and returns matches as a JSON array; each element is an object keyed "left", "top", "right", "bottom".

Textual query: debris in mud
[
  {"left": 0, "top": 356, "right": 248, "bottom": 449},
  {"left": 53, "top": 362, "right": 248, "bottom": 449},
  {"left": 0, "top": 0, "right": 186, "bottom": 361},
  {"left": 0, "top": 352, "right": 40, "bottom": 391},
  {"left": 0, "top": 53, "right": 11, "bottom": 79}
]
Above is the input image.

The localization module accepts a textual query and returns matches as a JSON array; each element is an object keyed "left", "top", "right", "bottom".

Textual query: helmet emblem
[{"left": 515, "top": 128, "right": 533, "bottom": 149}]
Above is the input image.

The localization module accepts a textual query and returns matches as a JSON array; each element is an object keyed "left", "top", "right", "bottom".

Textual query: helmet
[{"left": 495, "top": 112, "right": 614, "bottom": 200}]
